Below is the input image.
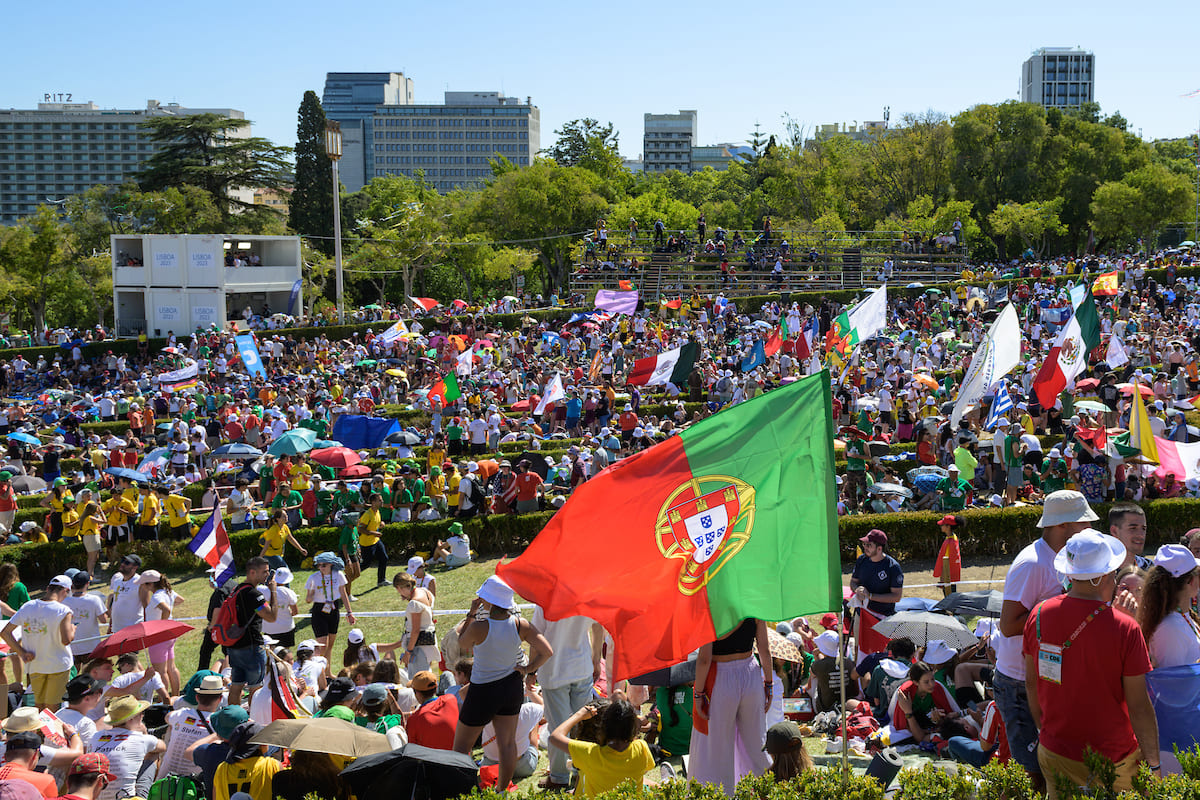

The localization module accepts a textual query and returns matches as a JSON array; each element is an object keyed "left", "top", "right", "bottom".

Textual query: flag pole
[{"left": 838, "top": 617, "right": 849, "bottom": 780}]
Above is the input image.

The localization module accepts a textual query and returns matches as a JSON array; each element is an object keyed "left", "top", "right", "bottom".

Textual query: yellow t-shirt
[
  {"left": 61, "top": 508, "right": 81, "bottom": 540},
  {"left": 446, "top": 474, "right": 461, "bottom": 508},
  {"left": 567, "top": 739, "right": 655, "bottom": 798},
  {"left": 80, "top": 514, "right": 100, "bottom": 540},
  {"left": 103, "top": 496, "right": 135, "bottom": 527},
  {"left": 164, "top": 495, "right": 190, "bottom": 527},
  {"left": 49, "top": 492, "right": 72, "bottom": 513},
  {"left": 121, "top": 487, "right": 141, "bottom": 506},
  {"left": 427, "top": 448, "right": 446, "bottom": 474},
  {"left": 213, "top": 755, "right": 281, "bottom": 800},
  {"left": 259, "top": 524, "right": 287, "bottom": 557},
  {"left": 358, "top": 508, "right": 382, "bottom": 547},
  {"left": 289, "top": 463, "right": 312, "bottom": 492},
  {"left": 427, "top": 474, "right": 446, "bottom": 500},
  {"left": 138, "top": 494, "right": 160, "bottom": 526}
]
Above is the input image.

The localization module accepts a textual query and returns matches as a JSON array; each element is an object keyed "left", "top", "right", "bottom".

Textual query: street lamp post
[{"left": 324, "top": 121, "right": 345, "bottom": 323}]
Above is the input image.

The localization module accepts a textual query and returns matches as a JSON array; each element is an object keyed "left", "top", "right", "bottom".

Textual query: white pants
[{"left": 687, "top": 656, "right": 770, "bottom": 795}]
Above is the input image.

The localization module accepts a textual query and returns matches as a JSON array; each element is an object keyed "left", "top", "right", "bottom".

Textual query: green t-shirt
[
  {"left": 272, "top": 490, "right": 303, "bottom": 510},
  {"left": 654, "top": 686, "right": 693, "bottom": 757},
  {"left": 446, "top": 424, "right": 464, "bottom": 442},
  {"left": 1004, "top": 435, "right": 1023, "bottom": 469},
  {"left": 4, "top": 583, "right": 30, "bottom": 620},
  {"left": 935, "top": 477, "right": 971, "bottom": 510},
  {"left": 846, "top": 439, "right": 867, "bottom": 472},
  {"left": 334, "top": 489, "right": 359, "bottom": 510},
  {"left": 356, "top": 714, "right": 404, "bottom": 735},
  {"left": 1042, "top": 459, "right": 1068, "bottom": 493}
]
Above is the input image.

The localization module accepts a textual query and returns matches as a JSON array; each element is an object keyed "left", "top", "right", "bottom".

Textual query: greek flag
[{"left": 984, "top": 380, "right": 1014, "bottom": 431}]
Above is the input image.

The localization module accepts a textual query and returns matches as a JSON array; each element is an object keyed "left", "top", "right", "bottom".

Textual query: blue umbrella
[
  {"left": 212, "top": 443, "right": 264, "bottom": 459},
  {"left": 267, "top": 428, "right": 317, "bottom": 457},
  {"left": 6, "top": 432, "right": 41, "bottom": 447},
  {"left": 105, "top": 467, "right": 149, "bottom": 484}
]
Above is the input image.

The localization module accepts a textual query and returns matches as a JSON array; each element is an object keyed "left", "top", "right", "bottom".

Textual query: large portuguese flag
[{"left": 496, "top": 370, "right": 841, "bottom": 680}]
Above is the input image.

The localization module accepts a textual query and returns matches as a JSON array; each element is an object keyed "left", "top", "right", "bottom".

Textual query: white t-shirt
[
  {"left": 1149, "top": 611, "right": 1200, "bottom": 668},
  {"left": 158, "top": 707, "right": 215, "bottom": 778},
  {"left": 55, "top": 706, "right": 98, "bottom": 748},
  {"left": 263, "top": 586, "right": 299, "bottom": 635},
  {"left": 295, "top": 656, "right": 328, "bottom": 694},
  {"left": 109, "top": 670, "right": 165, "bottom": 703},
  {"left": 449, "top": 534, "right": 471, "bottom": 559},
  {"left": 9, "top": 599, "right": 73, "bottom": 673},
  {"left": 63, "top": 592, "right": 108, "bottom": 656},
  {"left": 89, "top": 728, "right": 160, "bottom": 800},
  {"left": 305, "top": 571, "right": 346, "bottom": 606},
  {"left": 109, "top": 574, "right": 144, "bottom": 631},
  {"left": 144, "top": 589, "right": 181, "bottom": 622},
  {"left": 468, "top": 419, "right": 488, "bottom": 444},
  {"left": 996, "top": 538, "right": 1064, "bottom": 680},
  {"left": 531, "top": 608, "right": 596, "bottom": 690},
  {"left": 483, "top": 702, "right": 542, "bottom": 760}
]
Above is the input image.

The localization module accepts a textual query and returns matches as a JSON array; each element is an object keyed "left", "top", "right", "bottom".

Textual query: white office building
[
  {"left": 1021, "top": 48, "right": 1095, "bottom": 109},
  {"left": 112, "top": 234, "right": 302, "bottom": 338}
]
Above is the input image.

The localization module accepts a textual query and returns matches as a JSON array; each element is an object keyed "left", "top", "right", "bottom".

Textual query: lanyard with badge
[{"left": 1035, "top": 600, "right": 1109, "bottom": 684}]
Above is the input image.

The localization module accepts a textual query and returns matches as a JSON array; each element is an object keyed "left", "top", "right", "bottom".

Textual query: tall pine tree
[{"left": 289, "top": 91, "right": 336, "bottom": 255}]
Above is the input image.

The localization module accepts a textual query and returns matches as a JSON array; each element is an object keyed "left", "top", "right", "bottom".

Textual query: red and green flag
[
  {"left": 1033, "top": 288, "right": 1101, "bottom": 408},
  {"left": 496, "top": 370, "right": 841, "bottom": 680},
  {"left": 428, "top": 372, "right": 461, "bottom": 405}
]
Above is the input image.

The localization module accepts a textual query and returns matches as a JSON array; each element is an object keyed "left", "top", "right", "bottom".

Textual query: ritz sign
[{"left": 43, "top": 93, "right": 74, "bottom": 102}]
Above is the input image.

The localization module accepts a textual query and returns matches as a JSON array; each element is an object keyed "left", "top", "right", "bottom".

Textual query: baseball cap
[
  {"left": 361, "top": 684, "right": 388, "bottom": 707},
  {"left": 68, "top": 752, "right": 117, "bottom": 781},
  {"left": 347, "top": 628, "right": 365, "bottom": 644},
  {"left": 937, "top": 514, "right": 962, "bottom": 528},
  {"left": 64, "top": 675, "right": 103, "bottom": 703},
  {"left": 858, "top": 529, "right": 887, "bottom": 546},
  {"left": 407, "top": 556, "right": 425, "bottom": 573},
  {"left": 410, "top": 671, "right": 437, "bottom": 693},
  {"left": 5, "top": 731, "right": 42, "bottom": 752},
  {"left": 819, "top": 613, "right": 840, "bottom": 630},
  {"left": 763, "top": 720, "right": 804, "bottom": 754},
  {"left": 71, "top": 572, "right": 91, "bottom": 589},
  {"left": 323, "top": 677, "right": 355, "bottom": 705},
  {"left": 1154, "top": 544, "right": 1199, "bottom": 578},
  {"left": 48, "top": 575, "right": 72, "bottom": 590},
  {"left": 120, "top": 554, "right": 142, "bottom": 567},
  {"left": 137, "top": 570, "right": 162, "bottom": 585}
]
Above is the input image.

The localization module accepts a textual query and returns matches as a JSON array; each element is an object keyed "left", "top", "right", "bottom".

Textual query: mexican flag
[
  {"left": 496, "top": 370, "right": 841, "bottom": 680},
  {"left": 428, "top": 372, "right": 461, "bottom": 405},
  {"left": 1032, "top": 288, "right": 1101, "bottom": 408},
  {"left": 626, "top": 342, "right": 699, "bottom": 387}
]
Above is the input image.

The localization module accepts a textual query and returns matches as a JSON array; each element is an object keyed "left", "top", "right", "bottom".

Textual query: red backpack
[{"left": 209, "top": 583, "right": 255, "bottom": 647}]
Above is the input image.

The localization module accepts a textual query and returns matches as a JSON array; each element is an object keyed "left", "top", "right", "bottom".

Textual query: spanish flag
[{"left": 1091, "top": 270, "right": 1119, "bottom": 296}]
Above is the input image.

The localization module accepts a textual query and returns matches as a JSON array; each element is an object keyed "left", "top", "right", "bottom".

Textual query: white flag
[
  {"left": 848, "top": 285, "right": 888, "bottom": 343},
  {"left": 534, "top": 373, "right": 565, "bottom": 416},
  {"left": 455, "top": 348, "right": 474, "bottom": 377},
  {"left": 1105, "top": 335, "right": 1129, "bottom": 368},
  {"left": 950, "top": 303, "right": 1022, "bottom": 427}
]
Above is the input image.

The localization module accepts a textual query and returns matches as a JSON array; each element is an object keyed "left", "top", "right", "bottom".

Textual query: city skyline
[{"left": 4, "top": 0, "right": 1199, "bottom": 165}]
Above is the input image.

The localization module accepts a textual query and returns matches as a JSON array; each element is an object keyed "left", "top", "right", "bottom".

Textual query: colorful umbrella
[
  {"left": 339, "top": 464, "right": 372, "bottom": 478},
  {"left": 90, "top": 620, "right": 195, "bottom": 659},
  {"left": 311, "top": 447, "right": 363, "bottom": 470},
  {"left": 1117, "top": 383, "right": 1154, "bottom": 398},
  {"left": 267, "top": 428, "right": 318, "bottom": 457}
]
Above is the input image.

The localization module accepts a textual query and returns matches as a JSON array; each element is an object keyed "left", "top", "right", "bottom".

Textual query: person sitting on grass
[
  {"left": 428, "top": 521, "right": 471, "bottom": 569},
  {"left": 549, "top": 698, "right": 654, "bottom": 798},
  {"left": 764, "top": 720, "right": 813, "bottom": 781}
]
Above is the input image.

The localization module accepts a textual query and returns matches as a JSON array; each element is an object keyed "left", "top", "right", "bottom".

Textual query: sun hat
[
  {"left": 763, "top": 720, "right": 805, "bottom": 754},
  {"left": 347, "top": 628, "right": 365, "bottom": 644},
  {"left": 448, "top": 521, "right": 464, "bottom": 536},
  {"left": 211, "top": 706, "right": 250, "bottom": 740},
  {"left": 137, "top": 570, "right": 162, "bottom": 585},
  {"left": 1037, "top": 490, "right": 1099, "bottom": 528},
  {"left": 2, "top": 707, "right": 42, "bottom": 733},
  {"left": 775, "top": 622, "right": 792, "bottom": 636},
  {"left": 477, "top": 575, "right": 516, "bottom": 610},
  {"left": 937, "top": 514, "right": 962, "bottom": 528},
  {"left": 103, "top": 695, "right": 151, "bottom": 726},
  {"left": 973, "top": 619, "right": 996, "bottom": 639},
  {"left": 64, "top": 675, "right": 103, "bottom": 703},
  {"left": 194, "top": 675, "right": 226, "bottom": 696},
  {"left": 407, "top": 556, "right": 425, "bottom": 573},
  {"left": 68, "top": 752, "right": 117, "bottom": 781},
  {"left": 1153, "top": 544, "right": 1199, "bottom": 578},
  {"left": 313, "top": 552, "right": 345, "bottom": 570},
  {"left": 410, "top": 671, "right": 437, "bottom": 693},
  {"left": 273, "top": 567, "right": 294, "bottom": 585},
  {"left": 859, "top": 529, "right": 887, "bottom": 546},
  {"left": 814, "top": 631, "right": 843, "bottom": 658},
  {"left": 361, "top": 684, "right": 388, "bottom": 707},
  {"left": 1053, "top": 530, "right": 1126, "bottom": 580},
  {"left": 923, "top": 640, "right": 956, "bottom": 666}
]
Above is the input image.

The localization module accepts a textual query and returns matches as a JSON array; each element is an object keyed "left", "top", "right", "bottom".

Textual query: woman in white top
[
  {"left": 453, "top": 576, "right": 553, "bottom": 792},
  {"left": 262, "top": 567, "right": 300, "bottom": 648},
  {"left": 138, "top": 569, "right": 184, "bottom": 695},
  {"left": 1138, "top": 544, "right": 1200, "bottom": 667},
  {"left": 379, "top": 572, "right": 439, "bottom": 675},
  {"left": 305, "top": 552, "right": 357, "bottom": 668}
]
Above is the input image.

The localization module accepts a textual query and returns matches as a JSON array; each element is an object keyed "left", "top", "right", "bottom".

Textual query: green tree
[
  {"left": 289, "top": 91, "right": 336, "bottom": 255},
  {"left": 544, "top": 119, "right": 625, "bottom": 182},
  {"left": 0, "top": 206, "right": 77, "bottom": 331},
  {"left": 989, "top": 198, "right": 1067, "bottom": 259},
  {"left": 64, "top": 184, "right": 223, "bottom": 255},
  {"left": 473, "top": 161, "right": 612, "bottom": 294},
  {"left": 345, "top": 174, "right": 447, "bottom": 303},
  {"left": 137, "top": 113, "right": 293, "bottom": 228},
  {"left": 1091, "top": 164, "right": 1192, "bottom": 248}
]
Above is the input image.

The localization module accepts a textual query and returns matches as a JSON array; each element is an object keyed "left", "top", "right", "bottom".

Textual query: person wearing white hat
[
  {"left": 994, "top": 490, "right": 1099, "bottom": 786},
  {"left": 1, "top": 575, "right": 75, "bottom": 709},
  {"left": 1023, "top": 530, "right": 1159, "bottom": 797},
  {"left": 1138, "top": 544, "right": 1200, "bottom": 668},
  {"left": 453, "top": 576, "right": 553, "bottom": 791},
  {"left": 407, "top": 556, "right": 437, "bottom": 597},
  {"left": 261, "top": 567, "right": 300, "bottom": 650},
  {"left": 138, "top": 570, "right": 184, "bottom": 696},
  {"left": 810, "top": 629, "right": 855, "bottom": 715}
]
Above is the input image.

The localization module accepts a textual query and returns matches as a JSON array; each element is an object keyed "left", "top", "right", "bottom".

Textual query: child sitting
[{"left": 550, "top": 699, "right": 654, "bottom": 797}]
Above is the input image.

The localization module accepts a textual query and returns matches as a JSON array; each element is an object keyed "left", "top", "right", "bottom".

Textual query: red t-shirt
[
  {"left": 514, "top": 472, "right": 541, "bottom": 502},
  {"left": 406, "top": 694, "right": 459, "bottom": 750},
  {"left": 1022, "top": 595, "right": 1151, "bottom": 762},
  {"left": 0, "top": 484, "right": 16, "bottom": 512},
  {"left": 618, "top": 411, "right": 638, "bottom": 432},
  {"left": 980, "top": 700, "right": 1010, "bottom": 763}
]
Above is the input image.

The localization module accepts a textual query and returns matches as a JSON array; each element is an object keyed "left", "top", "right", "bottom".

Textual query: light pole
[{"left": 324, "top": 121, "right": 345, "bottom": 323}]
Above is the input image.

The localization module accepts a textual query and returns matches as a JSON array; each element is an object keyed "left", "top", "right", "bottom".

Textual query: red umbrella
[
  {"left": 1075, "top": 377, "right": 1100, "bottom": 392},
  {"left": 510, "top": 397, "right": 538, "bottom": 412},
  {"left": 310, "top": 447, "right": 363, "bottom": 470},
  {"left": 340, "top": 464, "right": 372, "bottom": 478},
  {"left": 1117, "top": 382, "right": 1154, "bottom": 398},
  {"left": 90, "top": 620, "right": 194, "bottom": 659}
]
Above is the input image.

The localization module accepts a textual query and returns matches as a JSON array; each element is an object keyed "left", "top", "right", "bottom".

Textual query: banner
[
  {"left": 950, "top": 303, "right": 1021, "bottom": 427},
  {"left": 235, "top": 334, "right": 267, "bottom": 379},
  {"left": 594, "top": 289, "right": 639, "bottom": 315},
  {"left": 377, "top": 318, "right": 409, "bottom": 346},
  {"left": 287, "top": 279, "right": 302, "bottom": 316},
  {"left": 156, "top": 358, "right": 199, "bottom": 384}
]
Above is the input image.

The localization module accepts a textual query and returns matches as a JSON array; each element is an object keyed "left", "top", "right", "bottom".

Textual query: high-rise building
[
  {"left": 321, "top": 72, "right": 414, "bottom": 192},
  {"left": 372, "top": 91, "right": 539, "bottom": 193},
  {"left": 1021, "top": 48, "right": 1095, "bottom": 109},
  {"left": 0, "top": 100, "right": 245, "bottom": 225},
  {"left": 643, "top": 110, "right": 697, "bottom": 174}
]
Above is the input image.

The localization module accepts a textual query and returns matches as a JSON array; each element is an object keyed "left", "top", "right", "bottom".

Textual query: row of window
[
  {"left": 375, "top": 117, "right": 528, "bottom": 127},
  {"left": 0, "top": 122, "right": 140, "bottom": 131},
  {"left": 375, "top": 106, "right": 530, "bottom": 115},
  {"left": 375, "top": 130, "right": 527, "bottom": 140}
]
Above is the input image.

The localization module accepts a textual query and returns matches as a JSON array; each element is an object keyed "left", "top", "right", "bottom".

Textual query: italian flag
[
  {"left": 428, "top": 372, "right": 461, "bottom": 405},
  {"left": 497, "top": 370, "right": 841, "bottom": 679},
  {"left": 626, "top": 342, "right": 699, "bottom": 387},
  {"left": 1033, "top": 289, "right": 1101, "bottom": 408}
]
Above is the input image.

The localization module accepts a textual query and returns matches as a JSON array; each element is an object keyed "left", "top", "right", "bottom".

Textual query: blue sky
[{"left": 6, "top": 0, "right": 1199, "bottom": 158}]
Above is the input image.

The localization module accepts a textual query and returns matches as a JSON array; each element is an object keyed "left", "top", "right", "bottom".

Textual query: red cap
[
  {"left": 69, "top": 753, "right": 117, "bottom": 780},
  {"left": 937, "top": 514, "right": 961, "bottom": 528},
  {"left": 819, "top": 613, "right": 839, "bottom": 630},
  {"left": 859, "top": 529, "right": 888, "bottom": 546}
]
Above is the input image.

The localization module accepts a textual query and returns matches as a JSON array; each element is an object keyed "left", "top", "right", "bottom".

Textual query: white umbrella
[{"left": 872, "top": 611, "right": 978, "bottom": 649}]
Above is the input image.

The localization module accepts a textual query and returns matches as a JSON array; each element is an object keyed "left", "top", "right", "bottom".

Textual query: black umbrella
[
  {"left": 515, "top": 451, "right": 549, "bottom": 480},
  {"left": 339, "top": 744, "right": 478, "bottom": 800},
  {"left": 628, "top": 655, "right": 697, "bottom": 687},
  {"left": 10, "top": 475, "right": 45, "bottom": 493},
  {"left": 933, "top": 590, "right": 1003, "bottom": 617},
  {"left": 385, "top": 431, "right": 423, "bottom": 446}
]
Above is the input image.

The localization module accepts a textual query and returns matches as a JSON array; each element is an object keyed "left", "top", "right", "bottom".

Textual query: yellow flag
[{"left": 1130, "top": 380, "right": 1159, "bottom": 464}]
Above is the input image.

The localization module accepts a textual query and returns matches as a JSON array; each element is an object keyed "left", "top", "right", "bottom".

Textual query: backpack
[
  {"left": 148, "top": 774, "right": 204, "bottom": 800},
  {"left": 209, "top": 583, "right": 255, "bottom": 647}
]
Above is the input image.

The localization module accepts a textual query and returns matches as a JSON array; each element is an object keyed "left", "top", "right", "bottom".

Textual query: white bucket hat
[
  {"left": 1053, "top": 530, "right": 1126, "bottom": 580},
  {"left": 476, "top": 575, "right": 516, "bottom": 610},
  {"left": 1037, "top": 490, "right": 1099, "bottom": 528},
  {"left": 922, "top": 639, "right": 956, "bottom": 666},
  {"left": 814, "top": 630, "right": 843, "bottom": 658}
]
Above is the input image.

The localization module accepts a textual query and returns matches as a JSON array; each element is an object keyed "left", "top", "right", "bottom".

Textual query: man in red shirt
[
  {"left": 0, "top": 732, "right": 59, "bottom": 797},
  {"left": 513, "top": 461, "right": 543, "bottom": 514},
  {"left": 0, "top": 471, "right": 17, "bottom": 536},
  {"left": 405, "top": 670, "right": 458, "bottom": 750},
  {"left": 618, "top": 404, "right": 638, "bottom": 442},
  {"left": 1023, "top": 530, "right": 1159, "bottom": 799}
]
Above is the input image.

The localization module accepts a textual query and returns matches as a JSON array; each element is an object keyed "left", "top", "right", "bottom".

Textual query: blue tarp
[
  {"left": 1147, "top": 663, "right": 1200, "bottom": 772},
  {"left": 331, "top": 414, "right": 401, "bottom": 451}
]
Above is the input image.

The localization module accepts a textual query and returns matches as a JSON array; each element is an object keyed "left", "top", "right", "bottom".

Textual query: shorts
[
  {"left": 269, "top": 629, "right": 296, "bottom": 648},
  {"left": 227, "top": 646, "right": 266, "bottom": 686},
  {"left": 147, "top": 638, "right": 175, "bottom": 665},
  {"left": 133, "top": 523, "right": 158, "bottom": 542},
  {"left": 458, "top": 669, "right": 522, "bottom": 727},
  {"left": 83, "top": 534, "right": 102, "bottom": 554},
  {"left": 310, "top": 603, "right": 342, "bottom": 638},
  {"left": 104, "top": 524, "right": 128, "bottom": 547},
  {"left": 169, "top": 524, "right": 190, "bottom": 540},
  {"left": 31, "top": 671, "right": 70, "bottom": 708},
  {"left": 446, "top": 553, "right": 471, "bottom": 568}
]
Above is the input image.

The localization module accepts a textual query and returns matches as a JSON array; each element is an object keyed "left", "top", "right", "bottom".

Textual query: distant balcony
[{"left": 224, "top": 265, "right": 298, "bottom": 288}]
